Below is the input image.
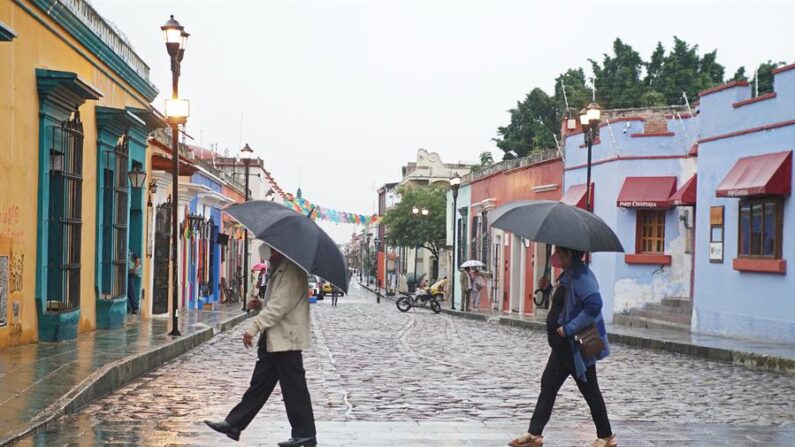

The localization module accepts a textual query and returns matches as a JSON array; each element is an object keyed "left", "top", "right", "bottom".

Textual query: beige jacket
[{"left": 245, "top": 259, "right": 311, "bottom": 352}]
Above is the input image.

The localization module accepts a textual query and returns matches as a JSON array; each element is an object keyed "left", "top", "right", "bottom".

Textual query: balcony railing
[{"left": 462, "top": 148, "right": 559, "bottom": 184}]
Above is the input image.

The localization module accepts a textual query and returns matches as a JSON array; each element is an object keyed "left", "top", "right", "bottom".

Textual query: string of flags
[
  {"left": 261, "top": 167, "right": 379, "bottom": 225},
  {"left": 283, "top": 194, "right": 380, "bottom": 226}
]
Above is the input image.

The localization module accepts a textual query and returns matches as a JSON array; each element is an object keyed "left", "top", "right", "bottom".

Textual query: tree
[
  {"left": 752, "top": 60, "right": 786, "bottom": 95},
  {"left": 644, "top": 42, "right": 666, "bottom": 88},
  {"left": 731, "top": 66, "right": 748, "bottom": 82},
  {"left": 656, "top": 37, "right": 724, "bottom": 105},
  {"left": 479, "top": 151, "right": 494, "bottom": 167},
  {"left": 493, "top": 88, "right": 558, "bottom": 159},
  {"left": 554, "top": 68, "right": 591, "bottom": 116},
  {"left": 590, "top": 38, "right": 646, "bottom": 108},
  {"left": 382, "top": 185, "right": 447, "bottom": 266}
]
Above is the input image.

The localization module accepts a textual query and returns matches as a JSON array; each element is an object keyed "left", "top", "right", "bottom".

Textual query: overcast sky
[{"left": 92, "top": 0, "right": 795, "bottom": 243}]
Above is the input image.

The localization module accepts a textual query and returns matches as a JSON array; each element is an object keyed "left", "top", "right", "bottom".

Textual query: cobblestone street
[{"left": 17, "top": 284, "right": 795, "bottom": 446}]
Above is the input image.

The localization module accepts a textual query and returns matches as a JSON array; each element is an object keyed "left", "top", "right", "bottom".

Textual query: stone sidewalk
[
  {"left": 0, "top": 303, "right": 249, "bottom": 446},
  {"left": 360, "top": 283, "right": 795, "bottom": 375}
]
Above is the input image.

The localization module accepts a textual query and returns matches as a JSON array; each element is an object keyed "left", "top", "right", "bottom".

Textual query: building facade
[
  {"left": 693, "top": 66, "right": 795, "bottom": 342},
  {"left": 0, "top": 0, "right": 160, "bottom": 346}
]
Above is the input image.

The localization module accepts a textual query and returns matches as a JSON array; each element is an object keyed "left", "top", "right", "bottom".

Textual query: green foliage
[
  {"left": 479, "top": 151, "right": 494, "bottom": 167},
  {"left": 554, "top": 68, "right": 591, "bottom": 115},
  {"left": 752, "top": 60, "right": 786, "bottom": 94},
  {"left": 382, "top": 185, "right": 447, "bottom": 259},
  {"left": 590, "top": 38, "right": 646, "bottom": 109},
  {"left": 732, "top": 66, "right": 748, "bottom": 82},
  {"left": 492, "top": 88, "right": 558, "bottom": 159},
  {"left": 654, "top": 37, "right": 724, "bottom": 105}
]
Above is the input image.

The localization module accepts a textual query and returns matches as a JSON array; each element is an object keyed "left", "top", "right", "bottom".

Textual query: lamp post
[
  {"left": 365, "top": 232, "right": 372, "bottom": 286},
  {"left": 240, "top": 144, "right": 254, "bottom": 311},
  {"left": 411, "top": 207, "right": 428, "bottom": 289},
  {"left": 162, "top": 15, "right": 189, "bottom": 337},
  {"left": 128, "top": 165, "right": 147, "bottom": 189},
  {"left": 449, "top": 173, "right": 461, "bottom": 309},
  {"left": 579, "top": 102, "right": 601, "bottom": 212}
]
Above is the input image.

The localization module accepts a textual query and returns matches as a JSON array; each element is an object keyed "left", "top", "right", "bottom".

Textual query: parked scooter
[{"left": 396, "top": 278, "right": 446, "bottom": 314}]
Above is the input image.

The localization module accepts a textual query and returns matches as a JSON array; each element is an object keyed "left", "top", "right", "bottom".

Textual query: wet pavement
[
  {"left": 15, "top": 283, "right": 795, "bottom": 446},
  {"left": 0, "top": 303, "right": 247, "bottom": 446}
]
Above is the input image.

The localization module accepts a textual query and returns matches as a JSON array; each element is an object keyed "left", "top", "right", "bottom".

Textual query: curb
[
  {"left": 443, "top": 309, "right": 795, "bottom": 375},
  {"left": 1, "top": 311, "right": 251, "bottom": 446}
]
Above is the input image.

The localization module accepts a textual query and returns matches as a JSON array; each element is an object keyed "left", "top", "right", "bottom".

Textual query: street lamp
[
  {"left": 240, "top": 143, "right": 254, "bottom": 311},
  {"left": 128, "top": 165, "right": 147, "bottom": 189},
  {"left": 411, "top": 208, "right": 429, "bottom": 289},
  {"left": 162, "top": 14, "right": 189, "bottom": 337},
  {"left": 579, "top": 102, "right": 601, "bottom": 212},
  {"left": 449, "top": 173, "right": 461, "bottom": 310}
]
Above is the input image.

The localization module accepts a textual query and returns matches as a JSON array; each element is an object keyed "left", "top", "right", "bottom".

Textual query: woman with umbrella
[
  {"left": 489, "top": 201, "right": 620, "bottom": 447},
  {"left": 508, "top": 246, "right": 615, "bottom": 447}
]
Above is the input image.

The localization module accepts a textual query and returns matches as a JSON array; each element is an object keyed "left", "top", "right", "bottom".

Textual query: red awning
[
  {"left": 560, "top": 183, "right": 593, "bottom": 209},
  {"left": 152, "top": 153, "right": 198, "bottom": 176},
  {"left": 616, "top": 176, "right": 677, "bottom": 208},
  {"left": 716, "top": 151, "right": 792, "bottom": 198},
  {"left": 670, "top": 174, "right": 697, "bottom": 206}
]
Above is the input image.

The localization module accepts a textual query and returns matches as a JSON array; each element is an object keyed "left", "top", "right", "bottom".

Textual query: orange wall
[{"left": 469, "top": 158, "right": 564, "bottom": 312}]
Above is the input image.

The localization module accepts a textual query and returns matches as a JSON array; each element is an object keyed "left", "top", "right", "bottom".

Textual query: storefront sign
[
  {"left": 709, "top": 206, "right": 724, "bottom": 263},
  {"left": 619, "top": 201, "right": 660, "bottom": 208}
]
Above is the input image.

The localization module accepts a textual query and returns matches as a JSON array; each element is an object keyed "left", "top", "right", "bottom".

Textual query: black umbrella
[
  {"left": 489, "top": 200, "right": 624, "bottom": 253},
  {"left": 223, "top": 200, "right": 349, "bottom": 293}
]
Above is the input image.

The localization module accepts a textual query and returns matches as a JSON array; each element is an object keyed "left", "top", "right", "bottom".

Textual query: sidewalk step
[
  {"left": 613, "top": 313, "right": 691, "bottom": 332},
  {"left": 629, "top": 309, "right": 692, "bottom": 325},
  {"left": 643, "top": 302, "right": 693, "bottom": 316},
  {"left": 661, "top": 297, "right": 693, "bottom": 310}
]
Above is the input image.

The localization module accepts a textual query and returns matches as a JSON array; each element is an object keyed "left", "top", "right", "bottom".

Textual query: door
[{"left": 152, "top": 200, "right": 171, "bottom": 315}]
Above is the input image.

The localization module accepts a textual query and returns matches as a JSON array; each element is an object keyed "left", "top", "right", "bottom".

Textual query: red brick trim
[
  {"left": 630, "top": 132, "right": 675, "bottom": 138},
  {"left": 698, "top": 80, "right": 750, "bottom": 98},
  {"left": 566, "top": 117, "right": 646, "bottom": 137},
  {"left": 772, "top": 63, "right": 795, "bottom": 75},
  {"left": 733, "top": 92, "right": 777, "bottom": 108},
  {"left": 733, "top": 258, "right": 787, "bottom": 274},
  {"left": 698, "top": 119, "right": 795, "bottom": 144},
  {"left": 688, "top": 144, "right": 699, "bottom": 156},
  {"left": 665, "top": 113, "right": 694, "bottom": 120},
  {"left": 625, "top": 254, "right": 672, "bottom": 265},
  {"left": 564, "top": 155, "right": 688, "bottom": 171}
]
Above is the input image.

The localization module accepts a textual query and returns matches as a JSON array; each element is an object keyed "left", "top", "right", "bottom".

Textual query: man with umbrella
[
  {"left": 205, "top": 199, "right": 356, "bottom": 447},
  {"left": 205, "top": 246, "right": 316, "bottom": 446}
]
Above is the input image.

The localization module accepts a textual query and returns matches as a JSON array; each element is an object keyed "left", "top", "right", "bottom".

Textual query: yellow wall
[{"left": 0, "top": 0, "right": 153, "bottom": 348}]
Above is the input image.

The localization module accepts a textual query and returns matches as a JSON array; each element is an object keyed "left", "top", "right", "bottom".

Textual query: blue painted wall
[
  {"left": 187, "top": 171, "right": 224, "bottom": 305},
  {"left": 694, "top": 66, "right": 795, "bottom": 342},
  {"left": 563, "top": 114, "right": 697, "bottom": 323}
]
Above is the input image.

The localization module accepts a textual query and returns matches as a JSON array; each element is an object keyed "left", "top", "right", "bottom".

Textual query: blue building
[
  {"left": 693, "top": 63, "right": 795, "bottom": 342},
  {"left": 562, "top": 109, "right": 698, "bottom": 328}
]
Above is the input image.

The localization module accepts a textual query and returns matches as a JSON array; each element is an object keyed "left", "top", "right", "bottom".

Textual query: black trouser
[
  {"left": 331, "top": 292, "right": 339, "bottom": 306},
  {"left": 226, "top": 347, "right": 316, "bottom": 438},
  {"left": 528, "top": 346, "right": 612, "bottom": 438}
]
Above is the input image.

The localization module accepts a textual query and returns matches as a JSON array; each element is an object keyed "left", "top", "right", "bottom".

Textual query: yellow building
[{"left": 0, "top": 0, "right": 162, "bottom": 347}]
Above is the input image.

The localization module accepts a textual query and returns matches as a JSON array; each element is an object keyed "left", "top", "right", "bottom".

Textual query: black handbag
[{"left": 574, "top": 323, "right": 604, "bottom": 358}]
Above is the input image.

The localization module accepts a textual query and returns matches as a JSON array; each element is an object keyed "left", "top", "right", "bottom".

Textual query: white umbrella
[{"left": 460, "top": 260, "right": 486, "bottom": 268}]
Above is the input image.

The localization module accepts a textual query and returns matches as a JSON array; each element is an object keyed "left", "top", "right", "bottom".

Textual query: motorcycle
[{"left": 396, "top": 278, "right": 446, "bottom": 314}]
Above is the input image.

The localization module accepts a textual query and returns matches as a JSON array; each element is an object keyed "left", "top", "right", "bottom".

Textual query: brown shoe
[
  {"left": 589, "top": 434, "right": 617, "bottom": 447},
  {"left": 508, "top": 433, "right": 543, "bottom": 447}
]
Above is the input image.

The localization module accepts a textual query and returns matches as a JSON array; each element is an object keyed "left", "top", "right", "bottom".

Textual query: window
[
  {"left": 470, "top": 215, "right": 481, "bottom": 261},
  {"left": 47, "top": 111, "right": 84, "bottom": 311},
  {"left": 480, "top": 211, "right": 490, "bottom": 265},
  {"left": 636, "top": 210, "right": 665, "bottom": 254},
  {"left": 456, "top": 208, "right": 467, "bottom": 267},
  {"left": 112, "top": 135, "right": 129, "bottom": 298},
  {"left": 738, "top": 199, "right": 782, "bottom": 258}
]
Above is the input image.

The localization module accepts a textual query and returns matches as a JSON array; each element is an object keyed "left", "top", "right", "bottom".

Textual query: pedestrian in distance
[
  {"left": 471, "top": 269, "right": 485, "bottom": 311},
  {"left": 205, "top": 248, "right": 317, "bottom": 447},
  {"left": 127, "top": 251, "right": 141, "bottom": 314},
  {"left": 459, "top": 266, "right": 472, "bottom": 311},
  {"left": 508, "top": 246, "right": 616, "bottom": 447},
  {"left": 331, "top": 286, "right": 340, "bottom": 307}
]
